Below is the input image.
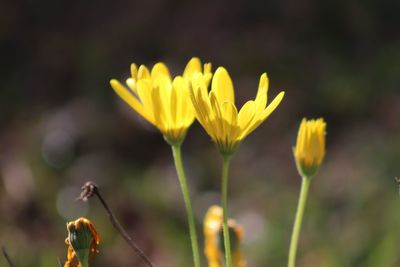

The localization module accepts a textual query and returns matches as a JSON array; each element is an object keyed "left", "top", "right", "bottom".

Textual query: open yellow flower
[
  {"left": 190, "top": 67, "right": 285, "bottom": 155},
  {"left": 110, "top": 57, "right": 212, "bottom": 144},
  {"left": 204, "top": 205, "right": 246, "bottom": 267},
  {"left": 64, "top": 217, "right": 100, "bottom": 267},
  {"left": 294, "top": 118, "right": 326, "bottom": 177}
]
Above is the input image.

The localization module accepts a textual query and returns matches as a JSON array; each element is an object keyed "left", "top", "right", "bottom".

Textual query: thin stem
[
  {"left": 78, "top": 182, "right": 155, "bottom": 267},
  {"left": 221, "top": 155, "right": 233, "bottom": 267},
  {"left": 287, "top": 176, "right": 312, "bottom": 267},
  {"left": 95, "top": 189, "right": 155, "bottom": 267},
  {"left": 171, "top": 145, "right": 201, "bottom": 267},
  {"left": 2, "top": 246, "right": 16, "bottom": 267}
]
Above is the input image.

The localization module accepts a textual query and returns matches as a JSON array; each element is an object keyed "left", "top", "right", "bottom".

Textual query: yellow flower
[
  {"left": 110, "top": 57, "right": 212, "bottom": 145},
  {"left": 204, "top": 205, "right": 246, "bottom": 267},
  {"left": 190, "top": 67, "right": 285, "bottom": 155},
  {"left": 294, "top": 118, "right": 326, "bottom": 177},
  {"left": 64, "top": 217, "right": 100, "bottom": 267}
]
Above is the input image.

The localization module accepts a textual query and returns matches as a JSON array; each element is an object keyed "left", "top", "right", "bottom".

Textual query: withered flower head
[{"left": 64, "top": 217, "right": 100, "bottom": 267}]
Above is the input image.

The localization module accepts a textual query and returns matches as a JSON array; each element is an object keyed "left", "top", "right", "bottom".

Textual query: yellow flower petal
[
  {"left": 151, "top": 85, "right": 167, "bottom": 132},
  {"left": 137, "top": 65, "right": 150, "bottom": 80},
  {"left": 126, "top": 78, "right": 138, "bottom": 94},
  {"left": 174, "top": 77, "right": 194, "bottom": 126},
  {"left": 210, "top": 91, "right": 225, "bottom": 139},
  {"left": 110, "top": 79, "right": 153, "bottom": 124},
  {"left": 183, "top": 57, "right": 202, "bottom": 80},
  {"left": 237, "top": 101, "right": 256, "bottom": 139},
  {"left": 246, "top": 91, "right": 285, "bottom": 135},
  {"left": 170, "top": 78, "right": 179, "bottom": 126},
  {"left": 136, "top": 79, "right": 155, "bottom": 121},
  {"left": 204, "top": 63, "right": 212, "bottom": 75},
  {"left": 203, "top": 63, "right": 213, "bottom": 87},
  {"left": 190, "top": 83, "right": 215, "bottom": 137},
  {"left": 254, "top": 73, "right": 268, "bottom": 113},
  {"left": 260, "top": 91, "right": 285, "bottom": 121},
  {"left": 130, "top": 63, "right": 138, "bottom": 79},
  {"left": 151, "top": 62, "right": 171, "bottom": 81},
  {"left": 222, "top": 101, "right": 239, "bottom": 141},
  {"left": 211, "top": 67, "right": 235, "bottom": 104}
]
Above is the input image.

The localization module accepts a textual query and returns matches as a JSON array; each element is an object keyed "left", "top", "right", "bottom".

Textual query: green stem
[
  {"left": 171, "top": 145, "right": 201, "bottom": 267},
  {"left": 77, "top": 251, "right": 89, "bottom": 267},
  {"left": 221, "top": 155, "right": 233, "bottom": 267},
  {"left": 287, "top": 176, "right": 312, "bottom": 267}
]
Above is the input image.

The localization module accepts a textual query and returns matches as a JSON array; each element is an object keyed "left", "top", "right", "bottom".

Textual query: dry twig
[
  {"left": 78, "top": 181, "right": 155, "bottom": 267},
  {"left": 2, "top": 246, "right": 16, "bottom": 267}
]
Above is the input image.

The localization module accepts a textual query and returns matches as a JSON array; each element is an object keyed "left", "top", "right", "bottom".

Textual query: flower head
[
  {"left": 110, "top": 57, "right": 211, "bottom": 145},
  {"left": 204, "top": 205, "right": 246, "bottom": 267},
  {"left": 190, "top": 67, "right": 285, "bottom": 155},
  {"left": 64, "top": 217, "right": 100, "bottom": 267},
  {"left": 294, "top": 118, "right": 326, "bottom": 177}
]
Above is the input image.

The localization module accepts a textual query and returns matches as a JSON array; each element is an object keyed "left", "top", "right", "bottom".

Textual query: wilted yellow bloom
[
  {"left": 110, "top": 57, "right": 212, "bottom": 144},
  {"left": 294, "top": 118, "right": 326, "bottom": 177},
  {"left": 64, "top": 217, "right": 100, "bottom": 267},
  {"left": 204, "top": 205, "right": 246, "bottom": 267},
  {"left": 190, "top": 67, "right": 285, "bottom": 155}
]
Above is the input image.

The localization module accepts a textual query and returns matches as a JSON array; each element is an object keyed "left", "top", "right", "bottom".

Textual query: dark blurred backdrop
[{"left": 1, "top": 0, "right": 399, "bottom": 266}]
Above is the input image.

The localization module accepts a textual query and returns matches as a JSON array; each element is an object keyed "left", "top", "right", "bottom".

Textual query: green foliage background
[{"left": 0, "top": 0, "right": 399, "bottom": 266}]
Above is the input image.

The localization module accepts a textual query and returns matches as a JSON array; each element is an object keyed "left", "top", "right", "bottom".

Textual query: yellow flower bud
[{"left": 294, "top": 118, "right": 326, "bottom": 178}]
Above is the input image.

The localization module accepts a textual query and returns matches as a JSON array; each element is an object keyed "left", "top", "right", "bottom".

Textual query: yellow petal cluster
[
  {"left": 190, "top": 67, "right": 285, "bottom": 155},
  {"left": 294, "top": 118, "right": 326, "bottom": 177},
  {"left": 110, "top": 57, "right": 212, "bottom": 144},
  {"left": 64, "top": 217, "right": 100, "bottom": 267},
  {"left": 204, "top": 205, "right": 246, "bottom": 267}
]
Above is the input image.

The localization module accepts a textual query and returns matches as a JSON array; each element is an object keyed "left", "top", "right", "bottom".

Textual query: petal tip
[
  {"left": 215, "top": 66, "right": 228, "bottom": 74},
  {"left": 110, "top": 79, "right": 119, "bottom": 86}
]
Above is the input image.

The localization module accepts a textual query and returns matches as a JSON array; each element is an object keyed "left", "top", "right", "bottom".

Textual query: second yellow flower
[{"left": 190, "top": 67, "right": 285, "bottom": 155}]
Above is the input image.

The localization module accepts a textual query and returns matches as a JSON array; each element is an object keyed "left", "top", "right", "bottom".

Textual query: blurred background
[{"left": 1, "top": 0, "right": 399, "bottom": 266}]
